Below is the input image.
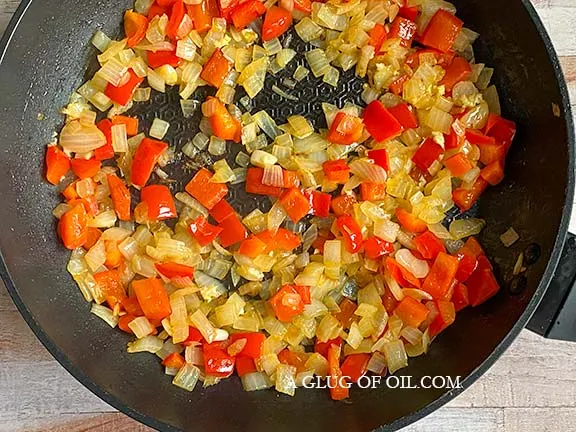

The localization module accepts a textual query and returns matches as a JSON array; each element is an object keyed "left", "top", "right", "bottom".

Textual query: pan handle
[{"left": 526, "top": 232, "right": 576, "bottom": 341}]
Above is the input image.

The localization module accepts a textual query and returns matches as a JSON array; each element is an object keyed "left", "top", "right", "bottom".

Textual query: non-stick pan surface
[{"left": 0, "top": 0, "right": 573, "bottom": 430}]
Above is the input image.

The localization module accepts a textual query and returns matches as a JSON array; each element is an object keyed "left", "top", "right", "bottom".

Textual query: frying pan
[{"left": 0, "top": 0, "right": 574, "bottom": 430}]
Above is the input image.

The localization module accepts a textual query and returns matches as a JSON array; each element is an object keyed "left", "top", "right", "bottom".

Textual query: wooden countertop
[{"left": 1, "top": 0, "right": 575, "bottom": 430}]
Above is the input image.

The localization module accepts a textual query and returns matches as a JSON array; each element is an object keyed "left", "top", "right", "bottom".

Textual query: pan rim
[{"left": 0, "top": 0, "right": 573, "bottom": 430}]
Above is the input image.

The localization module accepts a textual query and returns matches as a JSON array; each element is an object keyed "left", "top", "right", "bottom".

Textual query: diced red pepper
[
  {"left": 367, "top": 149, "right": 389, "bottom": 171},
  {"left": 94, "top": 119, "right": 115, "bottom": 161},
  {"left": 201, "top": 49, "right": 232, "bottom": 88},
  {"left": 481, "top": 159, "right": 505, "bottom": 186},
  {"left": 158, "top": 0, "right": 177, "bottom": 6},
  {"left": 428, "top": 300, "right": 455, "bottom": 337},
  {"left": 381, "top": 288, "right": 399, "bottom": 313},
  {"left": 58, "top": 203, "right": 88, "bottom": 250},
  {"left": 162, "top": 352, "right": 186, "bottom": 369},
  {"left": 218, "top": 214, "right": 247, "bottom": 247},
  {"left": 363, "top": 100, "right": 403, "bottom": 142},
  {"left": 484, "top": 113, "right": 516, "bottom": 148},
  {"left": 341, "top": 353, "right": 370, "bottom": 383},
  {"left": 444, "top": 152, "right": 473, "bottom": 177},
  {"left": 336, "top": 216, "right": 363, "bottom": 253},
  {"left": 131, "top": 137, "right": 168, "bottom": 187},
  {"left": 412, "top": 138, "right": 443, "bottom": 171},
  {"left": 269, "top": 285, "right": 305, "bottom": 322},
  {"left": 293, "top": 0, "right": 312, "bottom": 12},
  {"left": 147, "top": 50, "right": 182, "bottom": 68},
  {"left": 314, "top": 337, "right": 342, "bottom": 359},
  {"left": 368, "top": 23, "right": 387, "bottom": 53},
  {"left": 278, "top": 349, "right": 309, "bottom": 373},
  {"left": 363, "top": 236, "right": 394, "bottom": 260},
  {"left": 107, "top": 174, "right": 131, "bottom": 221},
  {"left": 217, "top": 0, "right": 238, "bottom": 20},
  {"left": 451, "top": 283, "right": 470, "bottom": 311},
  {"left": 272, "top": 228, "right": 302, "bottom": 251},
  {"left": 333, "top": 298, "right": 357, "bottom": 328},
  {"left": 305, "top": 190, "right": 332, "bottom": 218},
  {"left": 166, "top": 0, "right": 186, "bottom": 39},
  {"left": 121, "top": 296, "right": 145, "bottom": 317},
  {"left": 261, "top": 6, "right": 292, "bottom": 42},
  {"left": 118, "top": 314, "right": 136, "bottom": 334},
  {"left": 440, "top": 57, "right": 471, "bottom": 91},
  {"left": 209, "top": 199, "right": 235, "bottom": 223},
  {"left": 186, "top": 0, "right": 216, "bottom": 33},
  {"left": 452, "top": 177, "right": 488, "bottom": 212},
  {"left": 231, "top": 0, "right": 266, "bottom": 29},
  {"left": 455, "top": 252, "right": 478, "bottom": 282},
  {"left": 331, "top": 194, "right": 357, "bottom": 216},
  {"left": 132, "top": 277, "right": 172, "bottom": 320},
  {"left": 185, "top": 167, "right": 229, "bottom": 210},
  {"left": 111, "top": 115, "right": 139, "bottom": 136},
  {"left": 294, "top": 284, "right": 311, "bottom": 305},
  {"left": 230, "top": 332, "right": 266, "bottom": 359},
  {"left": 478, "top": 141, "right": 507, "bottom": 166},
  {"left": 183, "top": 327, "right": 204, "bottom": 345},
  {"left": 155, "top": 262, "right": 195, "bottom": 279},
  {"left": 465, "top": 129, "right": 496, "bottom": 146},
  {"left": 279, "top": 187, "right": 312, "bottom": 223},
  {"left": 420, "top": 9, "right": 463, "bottom": 53},
  {"left": 395, "top": 208, "right": 427, "bottom": 233},
  {"left": 398, "top": 5, "right": 418, "bottom": 21},
  {"left": 94, "top": 270, "right": 126, "bottom": 308},
  {"left": 467, "top": 255, "right": 499, "bottom": 306},
  {"left": 388, "top": 17, "right": 417, "bottom": 47},
  {"left": 389, "top": 75, "right": 409, "bottom": 95},
  {"left": 422, "top": 252, "right": 459, "bottom": 300},
  {"left": 203, "top": 343, "right": 236, "bottom": 378},
  {"left": 104, "top": 69, "right": 144, "bottom": 106},
  {"left": 70, "top": 158, "right": 101, "bottom": 180},
  {"left": 387, "top": 103, "right": 418, "bottom": 130},
  {"left": 385, "top": 257, "right": 421, "bottom": 289},
  {"left": 206, "top": 96, "right": 242, "bottom": 142},
  {"left": 84, "top": 227, "right": 102, "bottom": 250},
  {"left": 413, "top": 231, "right": 446, "bottom": 260},
  {"left": 327, "top": 112, "right": 364, "bottom": 145},
  {"left": 444, "top": 128, "right": 462, "bottom": 150},
  {"left": 236, "top": 356, "right": 257, "bottom": 377},
  {"left": 323, "top": 159, "right": 350, "bottom": 184},
  {"left": 148, "top": 3, "right": 168, "bottom": 19},
  {"left": 394, "top": 296, "right": 430, "bottom": 328},
  {"left": 45, "top": 146, "right": 70, "bottom": 185},
  {"left": 189, "top": 215, "right": 223, "bottom": 246},
  {"left": 360, "top": 182, "right": 387, "bottom": 201},
  {"left": 239, "top": 235, "right": 268, "bottom": 258},
  {"left": 245, "top": 167, "right": 283, "bottom": 196},
  {"left": 140, "top": 184, "right": 177, "bottom": 220},
  {"left": 328, "top": 344, "right": 349, "bottom": 400},
  {"left": 124, "top": 10, "right": 149, "bottom": 47}
]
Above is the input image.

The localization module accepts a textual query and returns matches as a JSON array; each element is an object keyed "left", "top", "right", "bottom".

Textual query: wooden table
[{"left": 1, "top": 0, "right": 576, "bottom": 431}]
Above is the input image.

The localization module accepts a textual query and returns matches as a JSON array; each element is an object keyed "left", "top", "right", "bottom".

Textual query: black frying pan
[{"left": 0, "top": 0, "right": 574, "bottom": 430}]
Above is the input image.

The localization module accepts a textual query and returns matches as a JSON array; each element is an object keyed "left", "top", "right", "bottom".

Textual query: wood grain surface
[{"left": 1, "top": 0, "right": 576, "bottom": 431}]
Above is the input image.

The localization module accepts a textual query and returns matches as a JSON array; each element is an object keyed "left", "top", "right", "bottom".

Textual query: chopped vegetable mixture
[{"left": 46, "top": 0, "right": 516, "bottom": 399}]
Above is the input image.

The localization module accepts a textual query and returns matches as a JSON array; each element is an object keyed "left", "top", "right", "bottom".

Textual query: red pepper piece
[
  {"left": 328, "top": 344, "right": 349, "bottom": 400},
  {"left": 331, "top": 194, "right": 357, "bottom": 216},
  {"left": 104, "top": 69, "right": 144, "bottom": 106},
  {"left": 305, "top": 190, "right": 332, "bottom": 218},
  {"left": 395, "top": 208, "right": 427, "bottom": 233},
  {"left": 388, "top": 17, "right": 417, "bottom": 47},
  {"left": 70, "top": 158, "right": 101, "bottom": 180},
  {"left": 394, "top": 296, "right": 430, "bottom": 328},
  {"left": 387, "top": 103, "right": 418, "bottom": 130},
  {"left": 360, "top": 182, "right": 387, "bottom": 201},
  {"left": 261, "top": 6, "right": 292, "bottom": 42},
  {"left": 440, "top": 57, "right": 472, "bottom": 91},
  {"left": 185, "top": 168, "right": 228, "bottom": 210},
  {"left": 484, "top": 113, "right": 516, "bottom": 149},
  {"left": 132, "top": 277, "right": 172, "bottom": 320},
  {"left": 336, "top": 216, "right": 363, "bottom": 253},
  {"left": 323, "top": 159, "right": 350, "bottom": 184},
  {"left": 189, "top": 215, "right": 223, "bottom": 246},
  {"left": 444, "top": 153, "right": 473, "bottom": 177},
  {"left": 413, "top": 231, "right": 446, "bottom": 260},
  {"left": 368, "top": 23, "right": 387, "bottom": 53},
  {"left": 269, "top": 285, "right": 305, "bottom": 322},
  {"left": 327, "top": 112, "right": 364, "bottom": 145},
  {"left": 412, "top": 138, "right": 443, "bottom": 171},
  {"left": 236, "top": 356, "right": 257, "bottom": 376},
  {"left": 230, "top": 332, "right": 266, "bottom": 359},
  {"left": 45, "top": 146, "right": 70, "bottom": 185},
  {"left": 451, "top": 283, "right": 470, "bottom": 311},
  {"left": 201, "top": 49, "right": 232, "bottom": 88},
  {"left": 452, "top": 177, "right": 488, "bottom": 212},
  {"left": 231, "top": 0, "right": 266, "bottom": 29},
  {"left": 398, "top": 5, "right": 418, "bottom": 21},
  {"left": 58, "top": 204, "right": 88, "bottom": 250},
  {"left": 203, "top": 343, "right": 235, "bottom": 378},
  {"left": 279, "top": 187, "right": 312, "bottom": 223},
  {"left": 140, "top": 184, "right": 177, "bottom": 220},
  {"left": 340, "top": 353, "right": 370, "bottom": 383},
  {"left": 107, "top": 174, "right": 131, "bottom": 221},
  {"left": 422, "top": 252, "right": 460, "bottom": 300},
  {"left": 363, "top": 236, "right": 394, "bottom": 260},
  {"left": 481, "top": 159, "right": 505, "bottom": 185},
  {"left": 367, "top": 149, "right": 389, "bottom": 171},
  {"left": 131, "top": 137, "right": 168, "bottom": 187},
  {"left": 245, "top": 167, "right": 283, "bottom": 196},
  {"left": 467, "top": 255, "right": 500, "bottom": 306},
  {"left": 239, "top": 235, "right": 268, "bottom": 258},
  {"left": 363, "top": 100, "right": 403, "bottom": 142},
  {"left": 166, "top": 0, "right": 186, "bottom": 39},
  {"left": 218, "top": 214, "right": 247, "bottom": 247},
  {"left": 420, "top": 9, "right": 463, "bottom": 53},
  {"left": 147, "top": 50, "right": 182, "bottom": 68},
  {"left": 209, "top": 199, "right": 235, "bottom": 223},
  {"left": 428, "top": 300, "right": 456, "bottom": 337},
  {"left": 155, "top": 262, "right": 195, "bottom": 279},
  {"left": 314, "top": 337, "right": 342, "bottom": 358},
  {"left": 124, "top": 10, "right": 149, "bottom": 48},
  {"left": 162, "top": 352, "right": 186, "bottom": 369}
]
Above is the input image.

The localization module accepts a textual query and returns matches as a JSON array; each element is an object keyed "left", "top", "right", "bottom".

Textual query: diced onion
[
  {"left": 59, "top": 120, "right": 106, "bottom": 153},
  {"left": 275, "top": 364, "right": 297, "bottom": 396},
  {"left": 128, "top": 317, "right": 156, "bottom": 339},
  {"left": 90, "top": 303, "right": 118, "bottom": 327},
  {"left": 449, "top": 218, "right": 486, "bottom": 240},
  {"left": 350, "top": 159, "right": 388, "bottom": 183},
  {"left": 91, "top": 30, "right": 111, "bottom": 53},
  {"left": 172, "top": 364, "right": 201, "bottom": 391},
  {"left": 395, "top": 249, "right": 429, "bottom": 279},
  {"left": 500, "top": 227, "right": 519, "bottom": 247}
]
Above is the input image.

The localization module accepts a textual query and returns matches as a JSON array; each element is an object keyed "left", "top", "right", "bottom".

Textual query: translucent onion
[
  {"left": 449, "top": 218, "right": 486, "bottom": 240},
  {"left": 262, "top": 165, "right": 284, "bottom": 187},
  {"left": 128, "top": 317, "right": 156, "bottom": 339},
  {"left": 172, "top": 364, "right": 201, "bottom": 391},
  {"left": 366, "top": 352, "right": 386, "bottom": 374},
  {"left": 275, "top": 364, "right": 297, "bottom": 396},
  {"left": 293, "top": 65, "right": 310, "bottom": 81},
  {"left": 295, "top": 18, "right": 324, "bottom": 42},
  {"left": 395, "top": 249, "right": 429, "bottom": 279},
  {"left": 242, "top": 372, "right": 272, "bottom": 391},
  {"left": 59, "top": 120, "right": 106, "bottom": 153},
  {"left": 91, "top": 30, "right": 111, "bottom": 53},
  {"left": 500, "top": 227, "right": 519, "bottom": 247},
  {"left": 305, "top": 49, "right": 330, "bottom": 77},
  {"left": 382, "top": 339, "right": 408, "bottom": 374},
  {"left": 350, "top": 159, "right": 388, "bottom": 183},
  {"left": 90, "top": 303, "right": 118, "bottom": 327},
  {"left": 149, "top": 118, "right": 170, "bottom": 140},
  {"left": 97, "top": 58, "right": 128, "bottom": 87}
]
